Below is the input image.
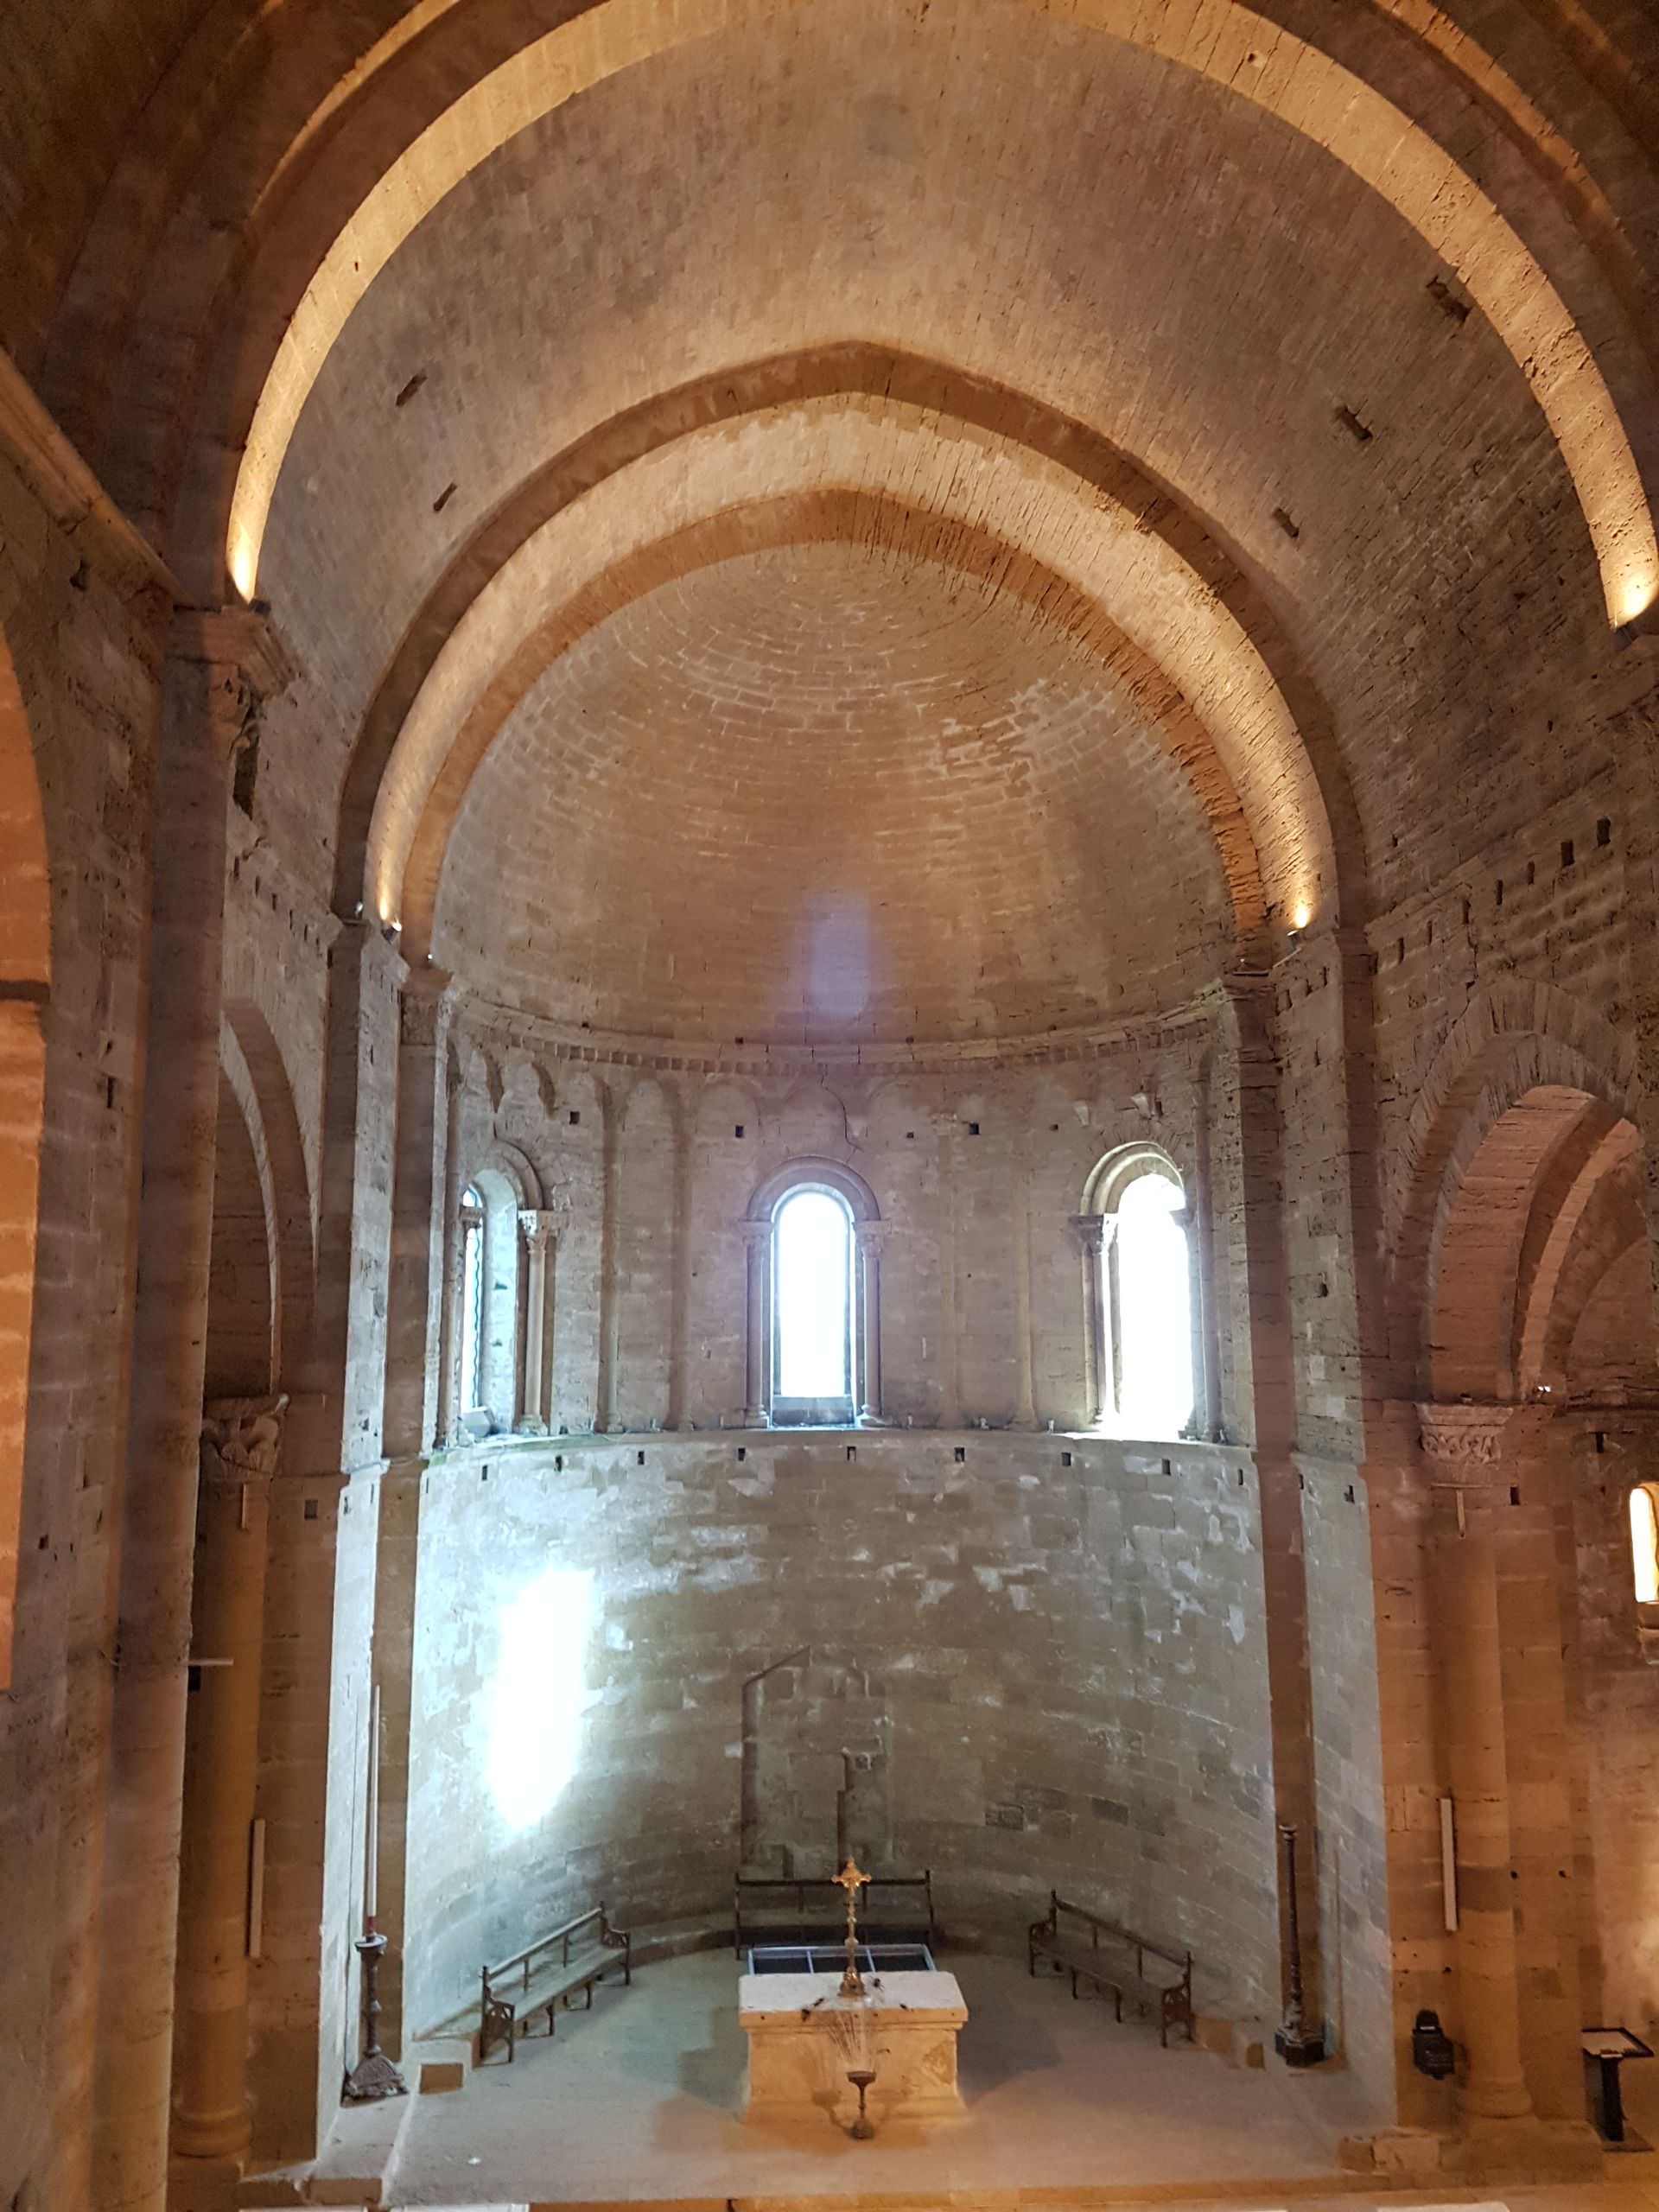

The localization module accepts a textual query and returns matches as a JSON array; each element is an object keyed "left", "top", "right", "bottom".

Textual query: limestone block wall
[
  {"left": 1300, "top": 1453, "right": 1394, "bottom": 2107},
  {"left": 402, "top": 1429, "right": 1280, "bottom": 2042},
  {"left": 1560, "top": 1416, "right": 1659, "bottom": 2035},
  {"left": 0, "top": 439, "right": 164, "bottom": 2208},
  {"left": 444, "top": 1012, "right": 1260, "bottom": 1447}
]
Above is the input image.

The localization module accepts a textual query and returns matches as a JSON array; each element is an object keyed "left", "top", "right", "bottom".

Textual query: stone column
[
  {"left": 1417, "top": 1402, "right": 1534, "bottom": 2126},
  {"left": 740, "top": 1219, "right": 771, "bottom": 1427},
  {"left": 94, "top": 608, "right": 291, "bottom": 2212},
  {"left": 855, "top": 1222, "right": 889, "bottom": 1425},
  {"left": 1220, "top": 966, "right": 1324, "bottom": 2062},
  {"left": 382, "top": 968, "right": 454, "bottom": 1462},
  {"left": 1173, "top": 1202, "right": 1215, "bottom": 1440},
  {"left": 171, "top": 1396, "right": 287, "bottom": 2173},
  {"left": 1070, "top": 1214, "right": 1108, "bottom": 1429},
  {"left": 516, "top": 1211, "right": 556, "bottom": 1433}
]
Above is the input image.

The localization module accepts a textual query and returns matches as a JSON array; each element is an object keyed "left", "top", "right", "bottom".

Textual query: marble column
[
  {"left": 1070, "top": 1214, "right": 1108, "bottom": 1429},
  {"left": 855, "top": 1222, "right": 890, "bottom": 1424},
  {"left": 94, "top": 608, "right": 292, "bottom": 2212},
  {"left": 516, "top": 1211, "right": 556, "bottom": 1433},
  {"left": 740, "top": 1219, "right": 771, "bottom": 1427},
  {"left": 1418, "top": 1402, "right": 1535, "bottom": 2125},
  {"left": 171, "top": 1396, "right": 287, "bottom": 2171}
]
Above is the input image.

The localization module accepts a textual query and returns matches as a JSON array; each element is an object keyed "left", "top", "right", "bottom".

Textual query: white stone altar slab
[{"left": 739, "top": 1971, "right": 967, "bottom": 2129}]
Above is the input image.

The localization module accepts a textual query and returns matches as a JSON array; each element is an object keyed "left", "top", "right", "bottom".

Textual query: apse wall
[
  {"left": 402, "top": 1428, "right": 1279, "bottom": 2040},
  {"left": 443, "top": 1014, "right": 1242, "bottom": 1440}
]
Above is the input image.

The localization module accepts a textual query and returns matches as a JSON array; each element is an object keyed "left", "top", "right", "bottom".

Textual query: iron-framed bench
[
  {"left": 733, "top": 1870, "right": 939, "bottom": 1955},
  {"left": 1027, "top": 1891, "right": 1193, "bottom": 2046},
  {"left": 479, "top": 1904, "right": 631, "bottom": 2063}
]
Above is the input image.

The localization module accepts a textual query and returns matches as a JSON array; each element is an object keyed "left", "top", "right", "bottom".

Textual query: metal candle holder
[{"left": 342, "top": 1930, "right": 408, "bottom": 2102}]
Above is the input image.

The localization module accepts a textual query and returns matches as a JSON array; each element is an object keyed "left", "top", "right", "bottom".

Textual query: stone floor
[{"left": 385, "top": 1948, "right": 1350, "bottom": 2203}]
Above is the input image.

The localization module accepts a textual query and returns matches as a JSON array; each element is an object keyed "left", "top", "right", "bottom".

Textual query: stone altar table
[{"left": 739, "top": 1971, "right": 968, "bottom": 2129}]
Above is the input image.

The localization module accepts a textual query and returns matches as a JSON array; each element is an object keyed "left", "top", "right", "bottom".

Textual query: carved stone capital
[
  {"left": 854, "top": 1222, "right": 891, "bottom": 1259},
  {"left": 401, "top": 965, "right": 455, "bottom": 1048},
  {"left": 170, "top": 605, "right": 296, "bottom": 763},
  {"left": 518, "top": 1208, "right": 556, "bottom": 1255},
  {"left": 200, "top": 1394, "right": 289, "bottom": 1489},
  {"left": 739, "top": 1219, "right": 772, "bottom": 1249},
  {"left": 1070, "top": 1213, "right": 1109, "bottom": 1256},
  {"left": 1415, "top": 1401, "right": 1530, "bottom": 1484}
]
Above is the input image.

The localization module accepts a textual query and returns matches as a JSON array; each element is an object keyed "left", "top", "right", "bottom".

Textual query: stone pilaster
[
  {"left": 855, "top": 1221, "right": 889, "bottom": 1425},
  {"left": 1070, "top": 1213, "right": 1108, "bottom": 1429},
  {"left": 172, "top": 1397, "right": 287, "bottom": 2180},
  {"left": 94, "top": 607, "right": 292, "bottom": 2212},
  {"left": 1417, "top": 1402, "right": 1536, "bottom": 2126},
  {"left": 739, "top": 1219, "right": 772, "bottom": 1427},
  {"left": 516, "top": 1211, "right": 556, "bottom": 1433}
]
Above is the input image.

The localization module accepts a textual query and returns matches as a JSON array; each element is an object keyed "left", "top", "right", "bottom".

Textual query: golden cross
[
  {"left": 836, "top": 1857, "right": 871, "bottom": 1997},
  {"left": 834, "top": 1856, "right": 870, "bottom": 1903}
]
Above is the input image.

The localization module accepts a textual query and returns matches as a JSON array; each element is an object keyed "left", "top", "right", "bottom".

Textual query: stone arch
[
  {"left": 1387, "top": 981, "right": 1643, "bottom": 1389},
  {"left": 208, "top": 0, "right": 1656, "bottom": 626},
  {"left": 393, "top": 485, "right": 1281, "bottom": 969},
  {"left": 336, "top": 347, "right": 1350, "bottom": 937},
  {"left": 1528, "top": 1131, "right": 1650, "bottom": 1393},
  {"left": 0, "top": 622, "right": 49, "bottom": 1688},
  {"left": 747, "top": 1158, "right": 880, "bottom": 1225},
  {"left": 220, "top": 1004, "right": 315, "bottom": 1387}
]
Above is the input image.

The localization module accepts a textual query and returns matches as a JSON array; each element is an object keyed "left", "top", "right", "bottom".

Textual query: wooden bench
[
  {"left": 479, "top": 1904, "right": 631, "bottom": 2063},
  {"left": 1027, "top": 1891, "right": 1193, "bottom": 2047},
  {"left": 734, "top": 1870, "right": 940, "bottom": 1955}
]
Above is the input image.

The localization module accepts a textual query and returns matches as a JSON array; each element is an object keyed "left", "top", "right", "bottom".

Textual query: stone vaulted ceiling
[{"left": 9, "top": 0, "right": 1659, "bottom": 1052}]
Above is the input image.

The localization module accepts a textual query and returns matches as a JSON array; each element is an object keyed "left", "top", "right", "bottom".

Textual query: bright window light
[
  {"left": 488, "top": 1567, "right": 594, "bottom": 1832},
  {"left": 1114, "top": 1173, "right": 1193, "bottom": 1439},
  {"left": 459, "top": 1185, "right": 484, "bottom": 1410},
  {"left": 773, "top": 1189, "right": 853, "bottom": 1402},
  {"left": 1631, "top": 1486, "right": 1659, "bottom": 1606}
]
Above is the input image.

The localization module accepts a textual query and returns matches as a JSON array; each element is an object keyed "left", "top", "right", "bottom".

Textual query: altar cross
[{"left": 835, "top": 1855, "right": 871, "bottom": 1997}]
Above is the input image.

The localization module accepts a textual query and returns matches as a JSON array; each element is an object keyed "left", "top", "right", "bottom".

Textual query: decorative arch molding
[
  {"left": 33, "top": 0, "right": 1659, "bottom": 579},
  {"left": 208, "top": 0, "right": 1658, "bottom": 625},
  {"left": 1386, "top": 980, "right": 1643, "bottom": 1385},
  {"left": 329, "top": 348, "right": 1349, "bottom": 910},
  {"left": 459, "top": 1135, "right": 544, "bottom": 1211},
  {"left": 1083, "top": 1140, "right": 1187, "bottom": 1219},
  {"left": 1519, "top": 1117, "right": 1647, "bottom": 1392},
  {"left": 0, "top": 622, "right": 48, "bottom": 1689},
  {"left": 220, "top": 1001, "right": 316, "bottom": 1386},
  {"left": 746, "top": 1157, "right": 881, "bottom": 1225},
  {"left": 382, "top": 481, "right": 1287, "bottom": 973}
]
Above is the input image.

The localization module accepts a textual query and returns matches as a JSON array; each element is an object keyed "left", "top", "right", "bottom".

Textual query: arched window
[
  {"left": 1630, "top": 1484, "right": 1659, "bottom": 1608},
  {"left": 450, "top": 1163, "right": 530, "bottom": 1437},
  {"left": 459, "top": 1184, "right": 486, "bottom": 1414},
  {"left": 739, "top": 1160, "right": 884, "bottom": 1429},
  {"left": 1078, "top": 1147, "right": 1198, "bottom": 1441},
  {"left": 772, "top": 1185, "right": 855, "bottom": 1424}
]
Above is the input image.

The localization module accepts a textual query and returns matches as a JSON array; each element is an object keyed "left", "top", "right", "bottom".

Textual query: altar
[{"left": 738, "top": 1969, "right": 969, "bottom": 2130}]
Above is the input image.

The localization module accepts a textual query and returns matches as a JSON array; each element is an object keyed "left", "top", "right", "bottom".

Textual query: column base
[
  {"left": 1339, "top": 2117, "right": 1602, "bottom": 2185},
  {"left": 167, "top": 2152, "right": 241, "bottom": 2212}
]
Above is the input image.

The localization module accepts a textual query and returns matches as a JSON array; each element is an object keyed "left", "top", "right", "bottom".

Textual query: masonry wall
[
  {"left": 402, "top": 1429, "right": 1279, "bottom": 2040},
  {"left": 0, "top": 447, "right": 162, "bottom": 2209},
  {"left": 447, "top": 1012, "right": 1261, "bottom": 1447},
  {"left": 1560, "top": 1417, "right": 1659, "bottom": 2034}
]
